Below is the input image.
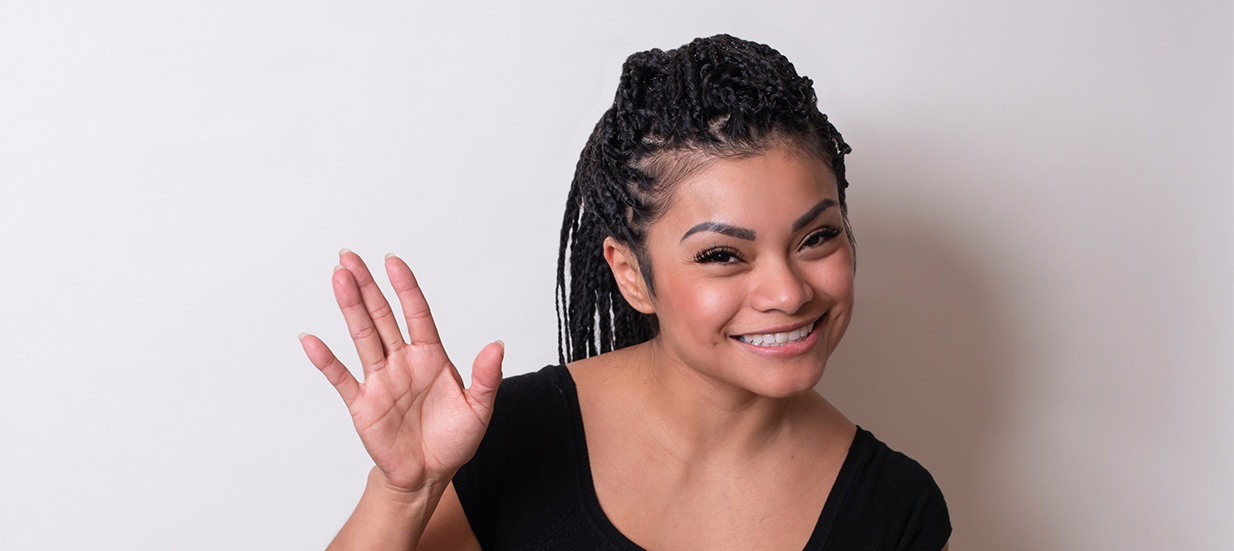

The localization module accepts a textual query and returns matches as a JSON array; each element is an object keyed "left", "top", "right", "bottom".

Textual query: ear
[{"left": 603, "top": 236, "right": 655, "bottom": 314}]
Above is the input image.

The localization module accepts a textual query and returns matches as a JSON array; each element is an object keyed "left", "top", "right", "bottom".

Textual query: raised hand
[{"left": 300, "top": 250, "right": 503, "bottom": 494}]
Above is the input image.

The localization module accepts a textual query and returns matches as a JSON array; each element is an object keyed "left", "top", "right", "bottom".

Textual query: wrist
[
  {"left": 325, "top": 467, "right": 448, "bottom": 550},
  {"left": 366, "top": 466, "right": 448, "bottom": 508}
]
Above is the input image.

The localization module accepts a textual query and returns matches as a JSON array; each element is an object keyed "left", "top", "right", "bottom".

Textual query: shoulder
[
  {"left": 848, "top": 429, "right": 944, "bottom": 500},
  {"left": 494, "top": 363, "right": 567, "bottom": 395},
  {"left": 451, "top": 365, "right": 587, "bottom": 548},
  {"left": 458, "top": 364, "right": 576, "bottom": 482},
  {"left": 484, "top": 364, "right": 573, "bottom": 434},
  {"left": 822, "top": 428, "right": 951, "bottom": 551}
]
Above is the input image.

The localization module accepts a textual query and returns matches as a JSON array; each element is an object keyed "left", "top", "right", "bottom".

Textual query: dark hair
[{"left": 555, "top": 34, "right": 853, "bottom": 364}]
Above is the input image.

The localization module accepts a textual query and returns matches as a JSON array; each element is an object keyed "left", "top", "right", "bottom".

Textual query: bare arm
[
  {"left": 324, "top": 474, "right": 479, "bottom": 551},
  {"left": 323, "top": 468, "right": 445, "bottom": 551},
  {"left": 417, "top": 483, "right": 482, "bottom": 551}
]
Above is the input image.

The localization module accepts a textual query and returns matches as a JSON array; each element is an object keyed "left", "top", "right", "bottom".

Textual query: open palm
[{"left": 300, "top": 251, "right": 503, "bottom": 493}]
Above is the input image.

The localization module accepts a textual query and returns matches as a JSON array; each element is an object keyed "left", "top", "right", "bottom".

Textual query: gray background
[{"left": 1, "top": 0, "right": 1230, "bottom": 549}]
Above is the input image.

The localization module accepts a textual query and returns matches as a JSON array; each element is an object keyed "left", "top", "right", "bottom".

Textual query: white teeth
[{"left": 738, "top": 322, "right": 815, "bottom": 347}]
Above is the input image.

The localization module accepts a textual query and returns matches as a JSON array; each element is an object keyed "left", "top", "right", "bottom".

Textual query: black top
[{"left": 453, "top": 365, "right": 951, "bottom": 550}]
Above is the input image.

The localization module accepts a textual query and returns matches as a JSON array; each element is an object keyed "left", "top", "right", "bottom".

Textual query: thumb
[{"left": 466, "top": 340, "right": 504, "bottom": 414}]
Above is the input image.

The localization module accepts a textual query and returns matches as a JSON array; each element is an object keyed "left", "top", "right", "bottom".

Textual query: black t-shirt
[{"left": 453, "top": 365, "right": 951, "bottom": 550}]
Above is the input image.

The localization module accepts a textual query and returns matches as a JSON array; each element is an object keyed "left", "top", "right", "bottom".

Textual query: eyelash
[
  {"left": 800, "top": 226, "right": 842, "bottom": 249},
  {"left": 694, "top": 245, "right": 744, "bottom": 264},
  {"left": 692, "top": 226, "right": 842, "bottom": 264}
]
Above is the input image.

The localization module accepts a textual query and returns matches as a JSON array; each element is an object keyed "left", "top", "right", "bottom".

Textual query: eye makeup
[
  {"left": 798, "top": 225, "right": 842, "bottom": 250},
  {"left": 693, "top": 245, "right": 745, "bottom": 264}
]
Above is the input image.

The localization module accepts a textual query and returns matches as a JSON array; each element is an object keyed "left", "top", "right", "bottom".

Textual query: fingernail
[
  {"left": 495, "top": 339, "right": 505, "bottom": 351},
  {"left": 298, "top": 332, "right": 308, "bottom": 341},
  {"left": 333, "top": 264, "right": 343, "bottom": 272},
  {"left": 339, "top": 248, "right": 351, "bottom": 256},
  {"left": 384, "top": 252, "right": 396, "bottom": 260}
]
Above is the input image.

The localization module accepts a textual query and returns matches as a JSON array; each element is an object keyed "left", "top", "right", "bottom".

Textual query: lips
[{"left": 735, "top": 321, "right": 816, "bottom": 347}]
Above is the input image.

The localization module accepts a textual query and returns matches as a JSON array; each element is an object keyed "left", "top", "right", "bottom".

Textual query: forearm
[{"left": 326, "top": 467, "right": 447, "bottom": 551}]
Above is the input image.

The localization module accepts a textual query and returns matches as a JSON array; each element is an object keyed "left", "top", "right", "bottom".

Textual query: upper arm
[{"left": 418, "top": 482, "right": 481, "bottom": 551}]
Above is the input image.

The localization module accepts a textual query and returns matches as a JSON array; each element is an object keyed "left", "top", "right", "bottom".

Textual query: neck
[{"left": 605, "top": 339, "right": 829, "bottom": 463}]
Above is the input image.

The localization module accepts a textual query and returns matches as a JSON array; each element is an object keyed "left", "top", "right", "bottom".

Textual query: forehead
[{"left": 659, "top": 148, "right": 839, "bottom": 230}]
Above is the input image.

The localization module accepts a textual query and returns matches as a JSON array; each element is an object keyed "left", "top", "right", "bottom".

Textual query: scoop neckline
[{"left": 549, "top": 364, "right": 864, "bottom": 551}]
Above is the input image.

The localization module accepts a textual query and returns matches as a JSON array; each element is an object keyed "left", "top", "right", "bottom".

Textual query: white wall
[{"left": 0, "top": 1, "right": 1229, "bottom": 549}]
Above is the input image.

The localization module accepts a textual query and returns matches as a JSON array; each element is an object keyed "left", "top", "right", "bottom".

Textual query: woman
[{"left": 300, "top": 35, "right": 951, "bottom": 550}]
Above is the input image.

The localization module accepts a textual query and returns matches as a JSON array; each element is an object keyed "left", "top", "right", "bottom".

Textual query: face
[{"left": 606, "top": 145, "right": 855, "bottom": 398}]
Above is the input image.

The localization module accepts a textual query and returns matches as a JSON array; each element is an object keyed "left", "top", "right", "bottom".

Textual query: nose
[{"left": 749, "top": 257, "right": 813, "bottom": 314}]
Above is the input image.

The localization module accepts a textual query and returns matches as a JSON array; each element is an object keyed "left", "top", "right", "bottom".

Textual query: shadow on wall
[{"left": 818, "top": 207, "right": 1027, "bottom": 550}]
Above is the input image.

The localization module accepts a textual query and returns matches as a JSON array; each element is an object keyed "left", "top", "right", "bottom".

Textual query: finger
[
  {"left": 338, "top": 249, "right": 406, "bottom": 355},
  {"left": 384, "top": 254, "right": 442, "bottom": 345},
  {"left": 332, "top": 264, "right": 388, "bottom": 374},
  {"left": 466, "top": 340, "right": 504, "bottom": 416},
  {"left": 300, "top": 332, "right": 361, "bottom": 407}
]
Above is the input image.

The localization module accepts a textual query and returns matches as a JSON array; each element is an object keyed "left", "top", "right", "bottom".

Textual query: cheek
[
  {"left": 813, "top": 252, "right": 855, "bottom": 345},
  {"left": 813, "top": 245, "right": 855, "bottom": 302},
  {"left": 654, "top": 267, "right": 744, "bottom": 341},
  {"left": 821, "top": 264, "right": 854, "bottom": 305}
]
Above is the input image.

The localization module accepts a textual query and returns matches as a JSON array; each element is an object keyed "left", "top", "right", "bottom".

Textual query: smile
[{"left": 736, "top": 321, "right": 816, "bottom": 347}]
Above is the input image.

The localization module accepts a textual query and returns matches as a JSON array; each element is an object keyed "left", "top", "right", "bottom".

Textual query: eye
[
  {"left": 694, "top": 245, "right": 745, "bottom": 264},
  {"left": 799, "top": 226, "right": 842, "bottom": 250}
]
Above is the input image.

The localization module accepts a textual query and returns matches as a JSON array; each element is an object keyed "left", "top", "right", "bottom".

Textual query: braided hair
[{"left": 555, "top": 34, "right": 853, "bottom": 364}]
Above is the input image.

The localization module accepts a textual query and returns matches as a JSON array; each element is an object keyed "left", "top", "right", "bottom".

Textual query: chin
[{"left": 743, "top": 362, "right": 827, "bottom": 399}]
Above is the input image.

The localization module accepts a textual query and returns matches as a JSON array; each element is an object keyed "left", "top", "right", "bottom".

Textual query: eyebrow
[
  {"left": 679, "top": 198, "right": 840, "bottom": 243},
  {"left": 681, "top": 221, "right": 756, "bottom": 242},
  {"left": 792, "top": 199, "right": 838, "bottom": 232}
]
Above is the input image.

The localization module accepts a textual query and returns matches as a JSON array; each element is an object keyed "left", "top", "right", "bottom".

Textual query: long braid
[
  {"left": 554, "top": 179, "right": 582, "bottom": 364},
  {"left": 556, "top": 34, "right": 853, "bottom": 364}
]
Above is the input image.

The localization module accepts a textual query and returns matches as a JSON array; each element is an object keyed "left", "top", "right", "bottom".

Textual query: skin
[
  {"left": 571, "top": 146, "right": 857, "bottom": 550},
  {"left": 300, "top": 252, "right": 501, "bottom": 551},
  {"left": 302, "top": 145, "right": 948, "bottom": 550}
]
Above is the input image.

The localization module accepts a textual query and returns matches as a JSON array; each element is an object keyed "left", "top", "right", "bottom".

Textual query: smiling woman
[
  {"left": 601, "top": 149, "right": 853, "bottom": 400},
  {"left": 301, "top": 35, "right": 950, "bottom": 551}
]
